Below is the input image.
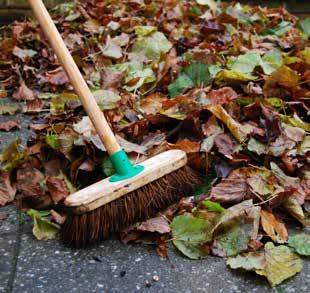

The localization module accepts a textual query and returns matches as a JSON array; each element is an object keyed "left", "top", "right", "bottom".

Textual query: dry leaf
[{"left": 261, "top": 209, "right": 288, "bottom": 243}]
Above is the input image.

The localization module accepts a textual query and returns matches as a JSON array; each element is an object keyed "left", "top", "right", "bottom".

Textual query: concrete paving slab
[
  {"left": 10, "top": 213, "right": 310, "bottom": 293},
  {"left": 0, "top": 205, "right": 20, "bottom": 293}
]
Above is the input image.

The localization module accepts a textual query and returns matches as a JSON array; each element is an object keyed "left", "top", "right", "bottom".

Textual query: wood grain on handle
[{"left": 28, "top": 0, "right": 121, "bottom": 155}]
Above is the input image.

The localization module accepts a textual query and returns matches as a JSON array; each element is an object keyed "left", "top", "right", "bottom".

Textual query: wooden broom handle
[{"left": 28, "top": 0, "right": 121, "bottom": 155}]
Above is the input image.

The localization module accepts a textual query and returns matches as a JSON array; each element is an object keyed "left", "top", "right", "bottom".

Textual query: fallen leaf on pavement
[
  {"left": 137, "top": 216, "right": 171, "bottom": 234},
  {"left": 288, "top": 234, "right": 310, "bottom": 256},
  {"left": 27, "top": 209, "right": 60, "bottom": 240},
  {"left": 0, "top": 120, "right": 21, "bottom": 131},
  {"left": 0, "top": 171, "right": 16, "bottom": 206},
  {"left": 171, "top": 213, "right": 212, "bottom": 259},
  {"left": 256, "top": 242, "right": 303, "bottom": 287}
]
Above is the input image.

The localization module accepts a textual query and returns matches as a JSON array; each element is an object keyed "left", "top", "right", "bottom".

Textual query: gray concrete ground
[{"left": 1, "top": 99, "right": 310, "bottom": 293}]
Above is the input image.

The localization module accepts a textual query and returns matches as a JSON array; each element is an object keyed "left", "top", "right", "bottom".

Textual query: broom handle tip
[{"left": 27, "top": 0, "right": 121, "bottom": 155}]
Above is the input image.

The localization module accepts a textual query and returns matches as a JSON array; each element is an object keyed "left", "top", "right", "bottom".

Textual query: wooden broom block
[{"left": 65, "top": 150, "right": 187, "bottom": 213}]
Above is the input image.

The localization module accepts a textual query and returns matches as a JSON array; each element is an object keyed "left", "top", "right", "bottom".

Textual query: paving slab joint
[{"left": 6, "top": 211, "right": 22, "bottom": 293}]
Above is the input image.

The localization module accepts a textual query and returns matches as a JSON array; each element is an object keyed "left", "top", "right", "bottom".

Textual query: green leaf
[
  {"left": 215, "top": 69, "right": 256, "bottom": 86},
  {"left": 193, "top": 176, "right": 217, "bottom": 196},
  {"left": 228, "top": 52, "right": 261, "bottom": 74},
  {"left": 123, "top": 62, "right": 156, "bottom": 91},
  {"left": 213, "top": 200, "right": 261, "bottom": 241},
  {"left": 256, "top": 242, "right": 303, "bottom": 287},
  {"left": 171, "top": 213, "right": 212, "bottom": 259},
  {"left": 93, "top": 89, "right": 121, "bottom": 110},
  {"left": 208, "top": 64, "right": 222, "bottom": 77},
  {"left": 227, "top": 252, "right": 266, "bottom": 271},
  {"left": 265, "top": 97, "right": 286, "bottom": 110},
  {"left": 262, "top": 21, "right": 293, "bottom": 36},
  {"left": 212, "top": 225, "right": 251, "bottom": 257},
  {"left": 168, "top": 63, "right": 211, "bottom": 97},
  {"left": 228, "top": 243, "right": 303, "bottom": 287},
  {"left": 183, "top": 63, "right": 211, "bottom": 85},
  {"left": 247, "top": 137, "right": 267, "bottom": 155},
  {"left": 260, "top": 50, "right": 283, "bottom": 75},
  {"left": 298, "top": 18, "right": 310, "bottom": 37},
  {"left": 288, "top": 234, "right": 310, "bottom": 256},
  {"left": 134, "top": 26, "right": 157, "bottom": 37},
  {"left": 99, "top": 37, "right": 122, "bottom": 59},
  {"left": 46, "top": 134, "right": 60, "bottom": 150},
  {"left": 27, "top": 209, "right": 60, "bottom": 241},
  {"left": 202, "top": 200, "right": 225, "bottom": 213},
  {"left": 279, "top": 114, "right": 310, "bottom": 132},
  {"left": 132, "top": 31, "right": 172, "bottom": 62},
  {"left": 102, "top": 156, "right": 115, "bottom": 177},
  {"left": 168, "top": 74, "right": 194, "bottom": 98}
]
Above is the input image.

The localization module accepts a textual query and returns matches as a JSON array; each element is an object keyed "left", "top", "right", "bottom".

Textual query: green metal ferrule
[{"left": 109, "top": 149, "right": 144, "bottom": 182}]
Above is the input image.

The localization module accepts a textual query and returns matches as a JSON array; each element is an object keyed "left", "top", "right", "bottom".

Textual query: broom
[{"left": 28, "top": 0, "right": 202, "bottom": 248}]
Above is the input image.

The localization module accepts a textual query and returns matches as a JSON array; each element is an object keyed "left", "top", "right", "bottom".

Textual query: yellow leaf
[
  {"left": 206, "top": 104, "right": 250, "bottom": 143},
  {"left": 264, "top": 66, "right": 299, "bottom": 89}
]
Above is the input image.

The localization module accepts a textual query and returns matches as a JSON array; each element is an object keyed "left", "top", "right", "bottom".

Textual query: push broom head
[{"left": 60, "top": 150, "right": 201, "bottom": 248}]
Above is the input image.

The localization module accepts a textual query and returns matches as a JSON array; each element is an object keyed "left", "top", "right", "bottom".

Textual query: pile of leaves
[{"left": 0, "top": 0, "right": 309, "bottom": 287}]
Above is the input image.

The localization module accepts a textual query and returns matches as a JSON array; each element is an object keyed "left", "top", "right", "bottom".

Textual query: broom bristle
[{"left": 60, "top": 166, "right": 201, "bottom": 248}]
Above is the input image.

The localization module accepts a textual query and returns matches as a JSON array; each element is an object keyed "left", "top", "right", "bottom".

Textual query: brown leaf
[
  {"left": 0, "top": 171, "right": 16, "bottom": 206},
  {"left": 261, "top": 209, "right": 288, "bottom": 243},
  {"left": 0, "top": 120, "right": 21, "bottom": 131},
  {"left": 202, "top": 115, "right": 222, "bottom": 137},
  {"left": 12, "top": 82, "right": 35, "bottom": 100},
  {"left": 156, "top": 235, "right": 169, "bottom": 258},
  {"left": 22, "top": 99, "right": 44, "bottom": 113},
  {"left": 137, "top": 216, "right": 171, "bottom": 234},
  {"left": 101, "top": 69, "right": 124, "bottom": 89},
  {"left": 209, "top": 179, "right": 249, "bottom": 204},
  {"left": 50, "top": 209, "right": 66, "bottom": 225},
  {"left": 46, "top": 177, "right": 69, "bottom": 204},
  {"left": 46, "top": 67, "right": 69, "bottom": 85},
  {"left": 214, "top": 133, "right": 237, "bottom": 157},
  {"left": 264, "top": 66, "right": 299, "bottom": 89},
  {"left": 119, "top": 229, "right": 142, "bottom": 244},
  {"left": 168, "top": 139, "right": 200, "bottom": 153},
  {"left": 283, "top": 124, "right": 305, "bottom": 143},
  {"left": 206, "top": 87, "right": 238, "bottom": 105},
  {"left": 16, "top": 164, "right": 45, "bottom": 198},
  {"left": 139, "top": 93, "right": 167, "bottom": 115}
]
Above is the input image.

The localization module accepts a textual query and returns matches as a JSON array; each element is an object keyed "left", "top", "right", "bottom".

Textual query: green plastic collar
[{"left": 109, "top": 149, "right": 144, "bottom": 182}]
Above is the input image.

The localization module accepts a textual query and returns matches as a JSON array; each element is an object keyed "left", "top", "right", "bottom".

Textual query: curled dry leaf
[
  {"left": 137, "top": 216, "right": 171, "bottom": 234},
  {"left": 0, "top": 171, "right": 16, "bottom": 206},
  {"left": 260, "top": 209, "right": 288, "bottom": 243},
  {"left": 206, "top": 104, "right": 250, "bottom": 143}
]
